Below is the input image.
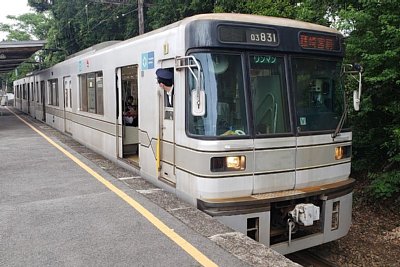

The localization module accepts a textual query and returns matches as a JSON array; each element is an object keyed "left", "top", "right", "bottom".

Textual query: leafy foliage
[
  {"left": 340, "top": 1, "right": 400, "bottom": 199},
  {"left": 368, "top": 171, "right": 400, "bottom": 200},
  {"left": 213, "top": 0, "right": 337, "bottom": 26},
  {"left": 0, "top": 12, "right": 50, "bottom": 41},
  {"left": 48, "top": 1, "right": 138, "bottom": 55},
  {"left": 147, "top": 0, "right": 215, "bottom": 30},
  {"left": 0, "top": 12, "right": 50, "bottom": 83}
]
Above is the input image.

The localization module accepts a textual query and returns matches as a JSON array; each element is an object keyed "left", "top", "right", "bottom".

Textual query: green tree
[
  {"left": 213, "top": 0, "right": 247, "bottom": 13},
  {"left": 0, "top": 12, "right": 50, "bottom": 82},
  {"left": 28, "top": 0, "right": 53, "bottom": 12},
  {"left": 338, "top": 1, "right": 400, "bottom": 200},
  {"left": 0, "top": 12, "right": 50, "bottom": 41},
  {"left": 29, "top": 0, "right": 139, "bottom": 57},
  {"left": 213, "top": 0, "right": 338, "bottom": 26},
  {"left": 147, "top": 0, "right": 215, "bottom": 30}
]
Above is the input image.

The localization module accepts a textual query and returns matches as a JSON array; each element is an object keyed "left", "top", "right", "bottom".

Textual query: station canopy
[{"left": 0, "top": 40, "right": 46, "bottom": 74}]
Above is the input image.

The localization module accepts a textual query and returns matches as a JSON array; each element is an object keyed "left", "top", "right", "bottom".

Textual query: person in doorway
[
  {"left": 126, "top": 95, "right": 134, "bottom": 106},
  {"left": 156, "top": 68, "right": 174, "bottom": 107},
  {"left": 123, "top": 96, "right": 138, "bottom": 126}
]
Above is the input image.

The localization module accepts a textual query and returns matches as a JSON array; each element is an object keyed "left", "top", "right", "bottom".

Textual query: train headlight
[
  {"left": 226, "top": 156, "right": 241, "bottom": 169},
  {"left": 211, "top": 156, "right": 246, "bottom": 172},
  {"left": 335, "top": 145, "right": 351, "bottom": 160}
]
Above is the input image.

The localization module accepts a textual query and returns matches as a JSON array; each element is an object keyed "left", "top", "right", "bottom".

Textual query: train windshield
[
  {"left": 187, "top": 53, "right": 346, "bottom": 137},
  {"left": 188, "top": 52, "right": 248, "bottom": 137},
  {"left": 249, "top": 54, "right": 291, "bottom": 135},
  {"left": 292, "top": 58, "right": 346, "bottom": 132}
]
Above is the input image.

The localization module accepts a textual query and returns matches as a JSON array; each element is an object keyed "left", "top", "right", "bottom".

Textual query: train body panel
[{"left": 13, "top": 13, "right": 355, "bottom": 254}]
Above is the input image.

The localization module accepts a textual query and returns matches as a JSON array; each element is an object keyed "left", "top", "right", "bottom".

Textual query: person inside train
[
  {"left": 123, "top": 96, "right": 138, "bottom": 126},
  {"left": 126, "top": 95, "right": 134, "bottom": 106},
  {"left": 156, "top": 68, "right": 174, "bottom": 107}
]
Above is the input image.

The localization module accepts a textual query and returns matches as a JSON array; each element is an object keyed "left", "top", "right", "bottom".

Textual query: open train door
[
  {"left": 116, "top": 65, "right": 140, "bottom": 165},
  {"left": 157, "top": 59, "right": 176, "bottom": 185},
  {"left": 115, "top": 68, "right": 123, "bottom": 158}
]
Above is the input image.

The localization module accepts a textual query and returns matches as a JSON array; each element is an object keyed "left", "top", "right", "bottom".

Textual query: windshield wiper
[{"left": 332, "top": 90, "right": 348, "bottom": 139}]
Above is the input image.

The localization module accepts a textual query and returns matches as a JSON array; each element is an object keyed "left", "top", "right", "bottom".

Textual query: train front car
[{"left": 178, "top": 14, "right": 354, "bottom": 254}]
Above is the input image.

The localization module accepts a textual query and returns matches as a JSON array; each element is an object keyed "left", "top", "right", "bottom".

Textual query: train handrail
[
  {"left": 176, "top": 55, "right": 201, "bottom": 89},
  {"left": 176, "top": 56, "right": 205, "bottom": 116}
]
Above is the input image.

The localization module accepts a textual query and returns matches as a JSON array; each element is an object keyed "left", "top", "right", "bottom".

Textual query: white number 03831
[{"left": 250, "top": 32, "right": 277, "bottom": 43}]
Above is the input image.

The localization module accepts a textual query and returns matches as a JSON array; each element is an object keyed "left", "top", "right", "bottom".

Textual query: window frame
[
  {"left": 47, "top": 78, "right": 59, "bottom": 106},
  {"left": 79, "top": 71, "right": 104, "bottom": 115}
]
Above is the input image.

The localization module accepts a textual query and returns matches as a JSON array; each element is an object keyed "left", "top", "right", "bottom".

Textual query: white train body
[{"left": 14, "top": 13, "right": 354, "bottom": 254}]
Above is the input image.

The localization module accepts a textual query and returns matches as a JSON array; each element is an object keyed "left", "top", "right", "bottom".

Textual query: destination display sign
[
  {"left": 219, "top": 26, "right": 279, "bottom": 46},
  {"left": 299, "top": 32, "right": 340, "bottom": 51}
]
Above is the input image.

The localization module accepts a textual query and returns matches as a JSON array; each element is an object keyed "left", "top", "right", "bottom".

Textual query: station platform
[{"left": 0, "top": 106, "right": 298, "bottom": 267}]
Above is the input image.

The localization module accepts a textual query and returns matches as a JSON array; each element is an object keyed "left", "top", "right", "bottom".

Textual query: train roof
[
  {"left": 181, "top": 13, "right": 340, "bottom": 34},
  {"left": 120, "top": 13, "right": 340, "bottom": 48},
  {"left": 66, "top": 41, "right": 121, "bottom": 60},
  {"left": 129, "top": 13, "right": 341, "bottom": 42},
  {"left": 58, "top": 13, "right": 342, "bottom": 65}
]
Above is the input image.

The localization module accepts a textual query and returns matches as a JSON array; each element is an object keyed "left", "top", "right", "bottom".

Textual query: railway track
[{"left": 287, "top": 250, "right": 338, "bottom": 267}]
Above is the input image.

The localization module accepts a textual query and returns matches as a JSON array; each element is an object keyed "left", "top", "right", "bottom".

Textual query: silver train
[{"left": 13, "top": 13, "right": 363, "bottom": 254}]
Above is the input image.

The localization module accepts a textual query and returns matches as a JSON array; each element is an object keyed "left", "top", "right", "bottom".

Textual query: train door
[
  {"left": 158, "top": 60, "right": 176, "bottom": 185},
  {"left": 31, "top": 82, "right": 34, "bottom": 116},
  {"left": 40, "top": 80, "right": 46, "bottom": 121},
  {"left": 20, "top": 85, "right": 23, "bottom": 108},
  {"left": 35, "top": 81, "right": 39, "bottom": 116},
  {"left": 20, "top": 84, "right": 23, "bottom": 109},
  {"left": 118, "top": 65, "right": 139, "bottom": 164},
  {"left": 27, "top": 83, "right": 30, "bottom": 114},
  {"left": 63, "top": 76, "right": 72, "bottom": 134}
]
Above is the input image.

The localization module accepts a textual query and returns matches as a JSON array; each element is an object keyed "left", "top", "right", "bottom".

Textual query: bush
[{"left": 368, "top": 171, "right": 400, "bottom": 200}]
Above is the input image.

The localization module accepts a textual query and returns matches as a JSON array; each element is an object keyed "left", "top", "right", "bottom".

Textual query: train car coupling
[
  {"left": 289, "top": 203, "right": 320, "bottom": 227},
  {"left": 287, "top": 203, "right": 320, "bottom": 246}
]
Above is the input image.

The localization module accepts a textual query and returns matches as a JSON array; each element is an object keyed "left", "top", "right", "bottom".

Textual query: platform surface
[{"left": 0, "top": 106, "right": 299, "bottom": 267}]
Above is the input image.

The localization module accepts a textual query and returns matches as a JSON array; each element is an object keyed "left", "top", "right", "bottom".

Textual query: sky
[{"left": 0, "top": 0, "right": 32, "bottom": 40}]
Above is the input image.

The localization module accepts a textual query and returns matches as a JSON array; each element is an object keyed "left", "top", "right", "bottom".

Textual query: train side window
[
  {"left": 87, "top": 73, "right": 96, "bottom": 113},
  {"left": 47, "top": 79, "right": 59, "bottom": 106},
  {"left": 80, "top": 74, "right": 88, "bottom": 111},
  {"left": 79, "top": 71, "right": 104, "bottom": 115},
  {"left": 96, "top": 73, "right": 104, "bottom": 115},
  {"left": 40, "top": 80, "right": 45, "bottom": 104},
  {"left": 36, "top": 82, "right": 39, "bottom": 103},
  {"left": 27, "top": 83, "right": 30, "bottom": 101},
  {"left": 31, "top": 82, "right": 34, "bottom": 102}
]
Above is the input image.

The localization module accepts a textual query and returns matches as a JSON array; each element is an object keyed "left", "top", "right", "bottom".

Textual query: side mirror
[
  {"left": 191, "top": 89, "right": 205, "bottom": 116},
  {"left": 353, "top": 76, "right": 362, "bottom": 111},
  {"left": 176, "top": 55, "right": 206, "bottom": 116},
  {"left": 353, "top": 89, "right": 360, "bottom": 111},
  {"left": 344, "top": 63, "right": 363, "bottom": 111}
]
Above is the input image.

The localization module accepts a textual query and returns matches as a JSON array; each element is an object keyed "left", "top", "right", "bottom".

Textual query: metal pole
[{"left": 138, "top": 0, "right": 144, "bottom": 35}]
